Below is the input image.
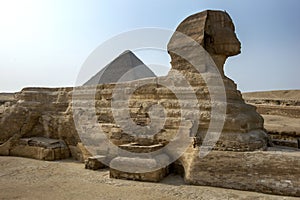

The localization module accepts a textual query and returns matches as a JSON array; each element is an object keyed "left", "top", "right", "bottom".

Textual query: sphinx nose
[{"left": 237, "top": 40, "right": 241, "bottom": 50}]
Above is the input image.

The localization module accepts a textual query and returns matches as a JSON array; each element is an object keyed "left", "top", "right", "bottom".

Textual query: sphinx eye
[{"left": 205, "top": 33, "right": 214, "bottom": 44}]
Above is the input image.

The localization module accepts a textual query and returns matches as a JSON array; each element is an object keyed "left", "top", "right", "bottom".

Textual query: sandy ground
[
  {"left": 262, "top": 114, "right": 300, "bottom": 135},
  {"left": 0, "top": 156, "right": 298, "bottom": 200}
]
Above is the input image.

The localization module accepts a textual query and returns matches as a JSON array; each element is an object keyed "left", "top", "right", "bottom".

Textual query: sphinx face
[{"left": 204, "top": 12, "right": 241, "bottom": 56}]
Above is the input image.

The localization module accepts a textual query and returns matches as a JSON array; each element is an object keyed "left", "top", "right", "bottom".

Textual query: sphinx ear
[{"left": 204, "top": 31, "right": 216, "bottom": 54}]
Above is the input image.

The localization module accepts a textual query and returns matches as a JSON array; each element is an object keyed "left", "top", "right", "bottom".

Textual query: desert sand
[{"left": 0, "top": 156, "right": 298, "bottom": 200}]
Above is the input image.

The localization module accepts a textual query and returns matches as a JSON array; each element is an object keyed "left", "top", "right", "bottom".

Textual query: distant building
[{"left": 83, "top": 50, "right": 156, "bottom": 86}]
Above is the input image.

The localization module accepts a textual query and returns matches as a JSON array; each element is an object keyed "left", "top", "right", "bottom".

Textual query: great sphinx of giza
[
  {"left": 168, "top": 10, "right": 299, "bottom": 196},
  {"left": 167, "top": 10, "right": 269, "bottom": 152},
  {"left": 0, "top": 10, "right": 299, "bottom": 196}
]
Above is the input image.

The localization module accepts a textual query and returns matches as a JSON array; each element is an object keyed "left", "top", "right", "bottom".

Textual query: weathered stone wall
[
  {"left": 181, "top": 147, "right": 300, "bottom": 196},
  {"left": 72, "top": 72, "right": 268, "bottom": 152},
  {"left": 0, "top": 88, "right": 75, "bottom": 143}
]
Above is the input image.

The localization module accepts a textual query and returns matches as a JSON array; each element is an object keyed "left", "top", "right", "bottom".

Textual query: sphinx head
[
  {"left": 168, "top": 10, "right": 241, "bottom": 74},
  {"left": 204, "top": 10, "right": 241, "bottom": 56}
]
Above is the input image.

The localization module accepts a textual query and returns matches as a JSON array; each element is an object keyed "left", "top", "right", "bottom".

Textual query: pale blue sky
[{"left": 0, "top": 0, "right": 299, "bottom": 92}]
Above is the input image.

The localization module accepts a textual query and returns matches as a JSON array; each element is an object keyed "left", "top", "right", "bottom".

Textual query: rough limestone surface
[
  {"left": 85, "top": 155, "right": 107, "bottom": 170},
  {"left": 0, "top": 10, "right": 299, "bottom": 196},
  {"left": 0, "top": 88, "right": 80, "bottom": 159},
  {"left": 9, "top": 137, "right": 70, "bottom": 161}
]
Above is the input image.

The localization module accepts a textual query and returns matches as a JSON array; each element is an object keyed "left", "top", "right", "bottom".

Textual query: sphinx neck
[{"left": 210, "top": 54, "right": 227, "bottom": 76}]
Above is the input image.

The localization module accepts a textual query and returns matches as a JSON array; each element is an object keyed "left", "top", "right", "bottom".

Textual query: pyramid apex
[{"left": 120, "top": 50, "right": 134, "bottom": 56}]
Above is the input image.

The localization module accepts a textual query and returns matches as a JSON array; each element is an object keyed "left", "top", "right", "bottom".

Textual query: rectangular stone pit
[
  {"left": 9, "top": 137, "right": 70, "bottom": 161},
  {"left": 110, "top": 167, "right": 168, "bottom": 182}
]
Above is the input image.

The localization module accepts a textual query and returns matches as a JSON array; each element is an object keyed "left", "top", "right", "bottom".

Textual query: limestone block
[
  {"left": 8, "top": 137, "right": 70, "bottom": 161},
  {"left": 110, "top": 155, "right": 169, "bottom": 182},
  {"left": 182, "top": 148, "right": 300, "bottom": 196},
  {"left": 85, "top": 155, "right": 106, "bottom": 170}
]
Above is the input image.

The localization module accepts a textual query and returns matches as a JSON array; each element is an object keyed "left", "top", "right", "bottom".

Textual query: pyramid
[{"left": 83, "top": 50, "right": 156, "bottom": 85}]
